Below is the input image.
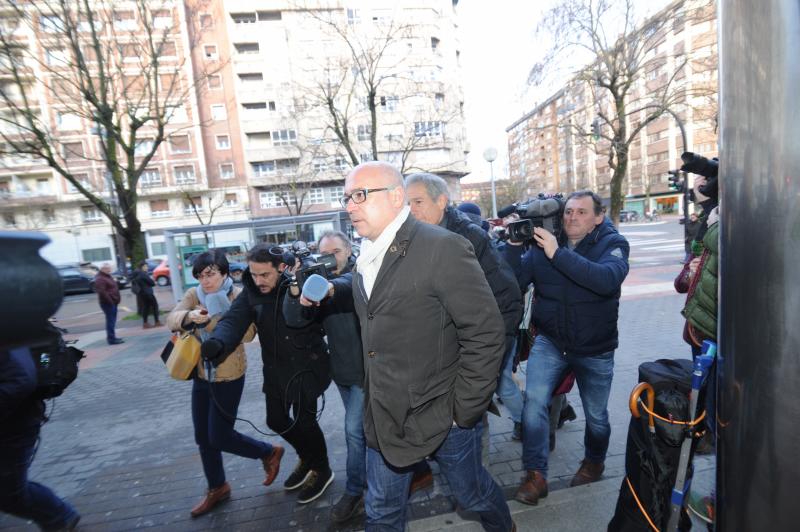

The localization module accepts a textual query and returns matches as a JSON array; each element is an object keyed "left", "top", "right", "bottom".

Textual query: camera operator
[
  {"left": 286, "top": 231, "right": 368, "bottom": 523},
  {"left": 503, "top": 190, "right": 629, "bottom": 506},
  {"left": 199, "top": 244, "right": 334, "bottom": 505},
  {"left": 0, "top": 348, "right": 80, "bottom": 530}
]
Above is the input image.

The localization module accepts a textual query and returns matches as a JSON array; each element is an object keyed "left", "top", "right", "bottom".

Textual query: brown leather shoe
[
  {"left": 143, "top": 323, "right": 154, "bottom": 329},
  {"left": 408, "top": 468, "right": 434, "bottom": 496},
  {"left": 515, "top": 470, "right": 548, "bottom": 506},
  {"left": 154, "top": 321, "right": 164, "bottom": 327},
  {"left": 190, "top": 482, "right": 231, "bottom": 517},
  {"left": 569, "top": 459, "right": 605, "bottom": 487},
  {"left": 261, "top": 445, "right": 284, "bottom": 486}
]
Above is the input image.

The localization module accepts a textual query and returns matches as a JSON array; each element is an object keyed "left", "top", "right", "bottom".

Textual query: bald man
[{"left": 343, "top": 162, "right": 514, "bottom": 531}]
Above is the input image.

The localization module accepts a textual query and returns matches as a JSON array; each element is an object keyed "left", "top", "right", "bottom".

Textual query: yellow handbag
[{"left": 160, "top": 330, "right": 201, "bottom": 380}]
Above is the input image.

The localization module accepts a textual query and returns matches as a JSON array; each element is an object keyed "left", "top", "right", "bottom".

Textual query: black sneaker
[
  {"left": 297, "top": 468, "right": 334, "bottom": 504},
  {"left": 283, "top": 461, "right": 311, "bottom": 491},
  {"left": 512, "top": 422, "right": 522, "bottom": 441},
  {"left": 331, "top": 493, "right": 363, "bottom": 523}
]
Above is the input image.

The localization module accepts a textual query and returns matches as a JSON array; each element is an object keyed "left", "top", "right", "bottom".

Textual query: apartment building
[
  {"left": 0, "top": 0, "right": 469, "bottom": 263},
  {"left": 506, "top": 0, "right": 718, "bottom": 216}
]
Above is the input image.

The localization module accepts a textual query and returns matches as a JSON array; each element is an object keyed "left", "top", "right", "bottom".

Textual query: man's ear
[
  {"left": 278, "top": 263, "right": 287, "bottom": 273},
  {"left": 436, "top": 194, "right": 448, "bottom": 210}
]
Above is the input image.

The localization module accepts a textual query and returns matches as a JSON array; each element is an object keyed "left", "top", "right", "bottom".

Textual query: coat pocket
[{"left": 404, "top": 371, "right": 455, "bottom": 446}]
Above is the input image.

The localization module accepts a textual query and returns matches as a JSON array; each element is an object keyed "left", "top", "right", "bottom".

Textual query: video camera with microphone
[
  {"left": 284, "top": 241, "right": 338, "bottom": 291},
  {"left": 497, "top": 193, "right": 566, "bottom": 244},
  {"left": 680, "top": 151, "right": 719, "bottom": 201}
]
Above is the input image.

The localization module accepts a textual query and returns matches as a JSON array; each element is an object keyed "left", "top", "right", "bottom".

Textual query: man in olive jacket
[{"left": 343, "top": 162, "right": 512, "bottom": 532}]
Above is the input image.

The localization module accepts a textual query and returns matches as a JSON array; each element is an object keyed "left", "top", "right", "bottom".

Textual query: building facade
[
  {"left": 506, "top": 0, "right": 718, "bottom": 216},
  {"left": 0, "top": 0, "right": 469, "bottom": 264}
]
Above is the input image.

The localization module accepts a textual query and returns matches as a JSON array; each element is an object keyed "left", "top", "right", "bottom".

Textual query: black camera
[
  {"left": 681, "top": 152, "right": 719, "bottom": 200},
  {"left": 503, "top": 194, "right": 566, "bottom": 244},
  {"left": 286, "top": 241, "right": 337, "bottom": 290}
]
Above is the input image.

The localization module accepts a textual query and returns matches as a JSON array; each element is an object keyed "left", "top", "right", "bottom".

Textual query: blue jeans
[
  {"left": 192, "top": 376, "right": 274, "bottom": 489},
  {"left": 497, "top": 337, "right": 523, "bottom": 423},
  {"left": 365, "top": 421, "right": 511, "bottom": 532},
  {"left": 0, "top": 433, "right": 79, "bottom": 530},
  {"left": 99, "top": 302, "right": 118, "bottom": 343},
  {"left": 522, "top": 335, "right": 614, "bottom": 476},
  {"left": 337, "top": 384, "right": 367, "bottom": 496}
]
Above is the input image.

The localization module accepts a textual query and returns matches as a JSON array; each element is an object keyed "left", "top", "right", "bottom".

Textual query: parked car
[
  {"left": 619, "top": 210, "right": 640, "bottom": 223},
  {"left": 56, "top": 263, "right": 129, "bottom": 293},
  {"left": 57, "top": 266, "right": 96, "bottom": 294}
]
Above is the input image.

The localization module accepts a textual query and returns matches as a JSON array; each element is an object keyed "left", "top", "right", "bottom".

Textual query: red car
[{"left": 152, "top": 258, "right": 245, "bottom": 286}]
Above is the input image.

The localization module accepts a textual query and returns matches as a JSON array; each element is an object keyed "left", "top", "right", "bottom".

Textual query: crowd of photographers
[{"left": 1, "top": 154, "right": 719, "bottom": 531}]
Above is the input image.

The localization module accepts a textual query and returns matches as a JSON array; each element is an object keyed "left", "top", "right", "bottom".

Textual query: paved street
[{"left": 1, "top": 227, "right": 696, "bottom": 531}]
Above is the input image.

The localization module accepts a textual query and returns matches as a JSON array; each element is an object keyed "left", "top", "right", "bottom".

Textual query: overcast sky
[{"left": 458, "top": 0, "right": 670, "bottom": 183}]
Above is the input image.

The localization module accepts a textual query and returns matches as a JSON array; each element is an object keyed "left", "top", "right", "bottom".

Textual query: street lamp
[{"left": 483, "top": 147, "right": 498, "bottom": 218}]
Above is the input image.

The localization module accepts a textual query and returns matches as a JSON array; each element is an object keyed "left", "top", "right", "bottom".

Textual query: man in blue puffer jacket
[{"left": 503, "top": 190, "right": 629, "bottom": 506}]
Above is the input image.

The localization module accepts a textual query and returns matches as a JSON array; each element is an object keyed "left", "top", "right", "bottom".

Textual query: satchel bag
[{"left": 160, "top": 330, "right": 200, "bottom": 380}]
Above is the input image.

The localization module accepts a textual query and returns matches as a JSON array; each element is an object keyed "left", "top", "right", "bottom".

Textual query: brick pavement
[{"left": 1, "top": 268, "right": 693, "bottom": 531}]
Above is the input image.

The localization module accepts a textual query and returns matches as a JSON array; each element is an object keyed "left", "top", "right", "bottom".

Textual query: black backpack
[{"left": 29, "top": 324, "right": 85, "bottom": 399}]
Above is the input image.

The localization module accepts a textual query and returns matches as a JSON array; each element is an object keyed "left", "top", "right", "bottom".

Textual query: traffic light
[
  {"left": 667, "top": 170, "right": 684, "bottom": 192},
  {"left": 591, "top": 118, "right": 601, "bottom": 140}
]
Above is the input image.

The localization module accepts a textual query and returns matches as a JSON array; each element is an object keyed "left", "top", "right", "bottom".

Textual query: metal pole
[{"left": 490, "top": 161, "right": 498, "bottom": 219}]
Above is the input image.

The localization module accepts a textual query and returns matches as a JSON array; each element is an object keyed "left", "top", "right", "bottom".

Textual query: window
[
  {"left": 134, "top": 138, "right": 155, "bottom": 157},
  {"left": 173, "top": 165, "right": 196, "bottom": 184},
  {"left": 360, "top": 153, "right": 372, "bottom": 163},
  {"left": 243, "top": 102, "right": 267, "bottom": 110},
  {"left": 434, "top": 93, "right": 444, "bottom": 109},
  {"left": 414, "top": 121, "right": 444, "bottom": 138},
  {"left": 647, "top": 151, "right": 669, "bottom": 164},
  {"left": 140, "top": 168, "right": 162, "bottom": 187},
  {"left": 66, "top": 173, "right": 92, "bottom": 193},
  {"left": 153, "top": 9, "right": 172, "bottom": 29},
  {"left": 82, "top": 206, "right": 103, "bottom": 222},
  {"left": 380, "top": 96, "right": 398, "bottom": 112},
  {"left": 215, "top": 135, "right": 230, "bottom": 149},
  {"left": 199, "top": 14, "right": 213, "bottom": 29},
  {"left": 57, "top": 112, "right": 81, "bottom": 130},
  {"left": 347, "top": 8, "right": 360, "bottom": 25},
  {"left": 2, "top": 213, "right": 15, "bottom": 227},
  {"left": 224, "top": 193, "right": 238, "bottom": 207},
  {"left": 40, "top": 14, "right": 64, "bottom": 33},
  {"left": 210, "top": 104, "right": 226, "bottom": 121},
  {"left": 37, "top": 179, "right": 52, "bottom": 195},
  {"left": 246, "top": 132, "right": 271, "bottom": 148},
  {"left": 430, "top": 37, "right": 440, "bottom": 51},
  {"left": 271, "top": 129, "right": 296, "bottom": 146},
  {"left": 277, "top": 159, "right": 297, "bottom": 174},
  {"left": 149, "top": 199, "right": 170, "bottom": 217},
  {"left": 184, "top": 197, "right": 204, "bottom": 215},
  {"left": 357, "top": 124, "right": 371, "bottom": 141},
  {"left": 238, "top": 73, "right": 263, "bottom": 83},
  {"left": 42, "top": 208, "right": 56, "bottom": 224},
  {"left": 252, "top": 161, "right": 275, "bottom": 177},
  {"left": 231, "top": 13, "right": 257, "bottom": 24},
  {"left": 82, "top": 248, "right": 112, "bottom": 262},
  {"left": 151, "top": 242, "right": 166, "bottom": 255},
  {"left": 204, "top": 45, "right": 218, "bottom": 60},
  {"left": 219, "top": 163, "right": 234, "bottom": 179},
  {"left": 168, "top": 135, "right": 191, "bottom": 154},
  {"left": 166, "top": 105, "right": 188, "bottom": 123},
  {"left": 308, "top": 188, "right": 325, "bottom": 205},
  {"left": 334, "top": 158, "right": 348, "bottom": 171},
  {"left": 0, "top": 181, "right": 9, "bottom": 197},
  {"left": 313, "top": 159, "right": 327, "bottom": 173},
  {"left": 113, "top": 11, "right": 136, "bottom": 31},
  {"left": 257, "top": 11, "right": 281, "bottom": 21},
  {"left": 207, "top": 74, "right": 222, "bottom": 90},
  {"left": 329, "top": 186, "right": 344, "bottom": 203},
  {"left": 46, "top": 48, "right": 68, "bottom": 66},
  {"left": 234, "top": 43, "right": 260, "bottom": 54},
  {"left": 62, "top": 141, "right": 84, "bottom": 159},
  {"left": 259, "top": 191, "right": 282, "bottom": 208}
]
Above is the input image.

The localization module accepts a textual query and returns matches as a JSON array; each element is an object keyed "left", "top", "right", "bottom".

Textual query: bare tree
[
  {"left": 528, "top": 0, "right": 716, "bottom": 224},
  {"left": 472, "top": 179, "right": 529, "bottom": 221},
  {"left": 0, "top": 0, "right": 219, "bottom": 263},
  {"left": 292, "top": 4, "right": 465, "bottom": 176}
]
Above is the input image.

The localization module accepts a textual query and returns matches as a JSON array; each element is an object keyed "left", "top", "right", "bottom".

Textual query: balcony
[{"left": 0, "top": 191, "right": 57, "bottom": 208}]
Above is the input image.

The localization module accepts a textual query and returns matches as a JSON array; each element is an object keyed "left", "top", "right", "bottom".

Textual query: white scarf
[{"left": 356, "top": 206, "right": 410, "bottom": 299}]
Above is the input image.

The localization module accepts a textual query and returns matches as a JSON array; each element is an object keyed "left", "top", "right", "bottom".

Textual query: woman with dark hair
[
  {"left": 167, "top": 249, "right": 283, "bottom": 517},
  {"left": 131, "top": 261, "right": 161, "bottom": 328}
]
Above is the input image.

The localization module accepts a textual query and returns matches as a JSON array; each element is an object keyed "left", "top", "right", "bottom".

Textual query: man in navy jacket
[{"left": 503, "top": 191, "right": 629, "bottom": 506}]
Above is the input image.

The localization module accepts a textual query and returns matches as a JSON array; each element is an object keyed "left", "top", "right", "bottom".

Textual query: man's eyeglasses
[{"left": 339, "top": 187, "right": 394, "bottom": 208}]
